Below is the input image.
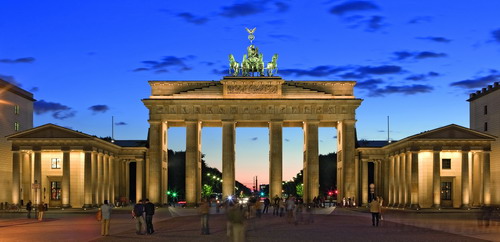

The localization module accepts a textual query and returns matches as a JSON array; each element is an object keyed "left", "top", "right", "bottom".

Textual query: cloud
[
  {"left": 356, "top": 79, "right": 384, "bottom": 89},
  {"left": 408, "top": 16, "right": 432, "bottom": 24},
  {"left": 212, "top": 68, "right": 228, "bottom": 75},
  {"left": 285, "top": 138, "right": 290, "bottom": 142},
  {"left": 0, "top": 57, "right": 35, "bottom": 64},
  {"left": 417, "top": 36, "right": 451, "bottom": 43},
  {"left": 280, "top": 65, "right": 351, "bottom": 77},
  {"left": 356, "top": 65, "right": 402, "bottom": 75},
  {"left": 29, "top": 87, "right": 39, "bottom": 92},
  {"left": 450, "top": 71, "right": 500, "bottom": 89},
  {"left": 89, "top": 105, "right": 109, "bottom": 114},
  {"left": 251, "top": 137, "right": 258, "bottom": 141},
  {"left": 405, "top": 72, "right": 440, "bottom": 81},
  {"left": 365, "top": 15, "right": 385, "bottom": 31},
  {"left": 115, "top": 122, "right": 127, "bottom": 126},
  {"left": 136, "top": 55, "right": 194, "bottom": 73},
  {"left": 34, "top": 100, "right": 76, "bottom": 120},
  {"left": 274, "top": 2, "right": 289, "bottom": 12},
  {"left": 329, "top": 1, "right": 379, "bottom": 15},
  {"left": 177, "top": 12, "right": 209, "bottom": 25},
  {"left": 268, "top": 34, "right": 296, "bottom": 41},
  {"left": 0, "top": 74, "right": 19, "bottom": 85},
  {"left": 393, "top": 51, "right": 447, "bottom": 60},
  {"left": 220, "top": 2, "right": 264, "bottom": 18},
  {"left": 368, "top": 84, "right": 434, "bottom": 97},
  {"left": 492, "top": 29, "right": 500, "bottom": 42}
]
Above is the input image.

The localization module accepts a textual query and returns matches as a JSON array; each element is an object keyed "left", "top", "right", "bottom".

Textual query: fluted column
[
  {"left": 303, "top": 121, "right": 319, "bottom": 203},
  {"left": 410, "top": 151, "right": 419, "bottom": 209},
  {"left": 136, "top": 158, "right": 144, "bottom": 201},
  {"left": 399, "top": 154, "right": 406, "bottom": 207},
  {"left": 361, "top": 160, "right": 368, "bottom": 205},
  {"left": 21, "top": 152, "right": 31, "bottom": 203},
  {"left": 186, "top": 121, "right": 201, "bottom": 206},
  {"left": 394, "top": 155, "right": 400, "bottom": 206},
  {"left": 337, "top": 120, "right": 356, "bottom": 202},
  {"left": 461, "top": 150, "right": 470, "bottom": 208},
  {"left": 269, "top": 121, "right": 283, "bottom": 199},
  {"left": 97, "top": 153, "right": 104, "bottom": 204},
  {"left": 103, "top": 154, "right": 109, "bottom": 201},
  {"left": 12, "top": 151, "right": 21, "bottom": 205},
  {"left": 34, "top": 150, "right": 42, "bottom": 205},
  {"left": 125, "top": 161, "right": 130, "bottom": 202},
  {"left": 222, "top": 121, "right": 236, "bottom": 198},
  {"left": 84, "top": 150, "right": 92, "bottom": 208},
  {"left": 148, "top": 120, "right": 166, "bottom": 204},
  {"left": 110, "top": 155, "right": 116, "bottom": 203},
  {"left": 91, "top": 152, "right": 97, "bottom": 205},
  {"left": 483, "top": 151, "right": 491, "bottom": 205},
  {"left": 432, "top": 150, "right": 441, "bottom": 208},
  {"left": 388, "top": 156, "right": 394, "bottom": 206},
  {"left": 405, "top": 152, "right": 411, "bottom": 207},
  {"left": 62, "top": 148, "right": 71, "bottom": 207}
]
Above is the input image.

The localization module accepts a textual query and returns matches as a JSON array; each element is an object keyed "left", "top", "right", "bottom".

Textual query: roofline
[
  {"left": 0, "top": 79, "right": 36, "bottom": 101},
  {"left": 467, "top": 82, "right": 500, "bottom": 102}
]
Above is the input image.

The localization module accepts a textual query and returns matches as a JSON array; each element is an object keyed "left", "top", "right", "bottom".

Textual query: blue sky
[{"left": 2, "top": 0, "right": 500, "bottom": 187}]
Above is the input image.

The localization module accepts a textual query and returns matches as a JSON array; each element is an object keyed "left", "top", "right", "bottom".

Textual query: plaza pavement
[{"left": 0, "top": 205, "right": 498, "bottom": 241}]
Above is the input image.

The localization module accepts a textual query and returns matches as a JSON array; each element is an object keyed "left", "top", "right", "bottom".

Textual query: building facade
[
  {"left": 0, "top": 79, "right": 34, "bottom": 204},
  {"left": 468, "top": 82, "right": 500, "bottom": 205}
]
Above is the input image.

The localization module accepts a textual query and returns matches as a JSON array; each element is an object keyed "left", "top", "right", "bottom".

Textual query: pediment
[
  {"left": 409, "top": 124, "right": 495, "bottom": 141},
  {"left": 7, "top": 124, "right": 93, "bottom": 139}
]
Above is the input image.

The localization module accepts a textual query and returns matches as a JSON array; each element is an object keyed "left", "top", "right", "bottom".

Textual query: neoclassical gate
[{"left": 143, "top": 76, "right": 362, "bottom": 205}]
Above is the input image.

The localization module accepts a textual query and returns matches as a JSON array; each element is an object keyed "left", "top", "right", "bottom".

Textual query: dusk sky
[{"left": 2, "top": 1, "right": 500, "bottom": 188}]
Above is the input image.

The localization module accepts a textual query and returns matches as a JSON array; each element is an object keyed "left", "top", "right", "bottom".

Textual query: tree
[
  {"left": 202, "top": 184, "right": 213, "bottom": 198},
  {"left": 296, "top": 184, "right": 303, "bottom": 197}
]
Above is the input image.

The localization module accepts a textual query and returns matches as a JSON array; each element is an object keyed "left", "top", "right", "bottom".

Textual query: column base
[
  {"left": 62, "top": 204, "right": 72, "bottom": 208},
  {"left": 432, "top": 204, "right": 441, "bottom": 210},
  {"left": 410, "top": 204, "right": 420, "bottom": 210},
  {"left": 461, "top": 204, "right": 470, "bottom": 210},
  {"left": 83, "top": 204, "right": 92, "bottom": 209}
]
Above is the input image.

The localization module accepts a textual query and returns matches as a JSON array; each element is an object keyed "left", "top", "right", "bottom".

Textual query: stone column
[
  {"left": 84, "top": 151, "right": 92, "bottom": 208},
  {"left": 62, "top": 148, "right": 71, "bottom": 208},
  {"left": 97, "top": 153, "right": 104, "bottom": 204},
  {"left": 125, "top": 161, "right": 130, "bottom": 202},
  {"left": 432, "top": 150, "right": 441, "bottom": 208},
  {"left": 148, "top": 120, "right": 165, "bottom": 204},
  {"left": 34, "top": 150, "right": 42, "bottom": 205},
  {"left": 388, "top": 156, "right": 394, "bottom": 206},
  {"left": 186, "top": 121, "right": 201, "bottom": 206},
  {"left": 269, "top": 121, "right": 283, "bottom": 200},
  {"left": 222, "top": 121, "right": 236, "bottom": 198},
  {"left": 303, "top": 121, "right": 319, "bottom": 203},
  {"left": 12, "top": 151, "right": 21, "bottom": 205},
  {"left": 461, "top": 150, "right": 470, "bottom": 208},
  {"left": 399, "top": 154, "right": 406, "bottom": 207},
  {"left": 110, "top": 156, "right": 116, "bottom": 203},
  {"left": 91, "top": 152, "right": 97, "bottom": 205},
  {"left": 483, "top": 151, "right": 491, "bottom": 206},
  {"left": 103, "top": 154, "right": 109, "bottom": 201},
  {"left": 21, "top": 152, "right": 31, "bottom": 202},
  {"left": 337, "top": 120, "right": 356, "bottom": 202},
  {"left": 405, "top": 152, "right": 411, "bottom": 207},
  {"left": 361, "top": 160, "right": 368, "bottom": 205},
  {"left": 136, "top": 158, "right": 144, "bottom": 201},
  {"left": 410, "top": 151, "right": 419, "bottom": 209},
  {"left": 394, "top": 155, "right": 400, "bottom": 206}
]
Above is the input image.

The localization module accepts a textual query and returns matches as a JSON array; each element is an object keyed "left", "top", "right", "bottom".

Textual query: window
[
  {"left": 51, "top": 158, "right": 61, "bottom": 169},
  {"left": 484, "top": 105, "right": 488, "bottom": 115},
  {"left": 441, "top": 182, "right": 452, "bottom": 200},
  {"left": 484, "top": 122, "right": 488, "bottom": 131},
  {"left": 14, "top": 105, "right": 20, "bottom": 114},
  {"left": 50, "top": 181, "right": 61, "bottom": 200},
  {"left": 14, "top": 122, "right": 20, "bottom": 131},
  {"left": 442, "top": 159, "right": 451, "bottom": 169}
]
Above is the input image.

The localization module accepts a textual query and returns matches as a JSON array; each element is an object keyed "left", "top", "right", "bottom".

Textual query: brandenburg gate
[{"left": 143, "top": 29, "right": 362, "bottom": 205}]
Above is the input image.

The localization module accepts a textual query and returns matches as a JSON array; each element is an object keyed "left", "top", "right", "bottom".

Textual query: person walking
[
  {"left": 369, "top": 197, "right": 381, "bottom": 226},
  {"left": 133, "top": 199, "right": 146, "bottom": 235},
  {"left": 272, "top": 195, "right": 280, "bottom": 216},
  {"left": 37, "top": 202, "right": 45, "bottom": 221},
  {"left": 286, "top": 196, "right": 296, "bottom": 224},
  {"left": 228, "top": 204, "right": 246, "bottom": 242},
  {"left": 26, "top": 200, "right": 32, "bottom": 219},
  {"left": 144, "top": 199, "right": 155, "bottom": 235},
  {"left": 263, "top": 197, "right": 270, "bottom": 214},
  {"left": 100, "top": 200, "right": 112, "bottom": 236},
  {"left": 199, "top": 198, "right": 210, "bottom": 235}
]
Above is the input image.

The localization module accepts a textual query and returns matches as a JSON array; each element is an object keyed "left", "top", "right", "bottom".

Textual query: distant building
[
  {"left": 0, "top": 79, "right": 34, "bottom": 204},
  {"left": 468, "top": 81, "right": 500, "bottom": 205}
]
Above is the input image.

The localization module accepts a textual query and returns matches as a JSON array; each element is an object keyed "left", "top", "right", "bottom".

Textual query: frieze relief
[
  {"left": 226, "top": 84, "right": 279, "bottom": 94},
  {"left": 156, "top": 104, "right": 353, "bottom": 115}
]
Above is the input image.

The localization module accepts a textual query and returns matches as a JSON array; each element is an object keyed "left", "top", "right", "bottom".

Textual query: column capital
[{"left": 148, "top": 119, "right": 162, "bottom": 125}]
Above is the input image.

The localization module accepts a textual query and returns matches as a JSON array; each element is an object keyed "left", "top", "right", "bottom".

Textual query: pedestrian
[
  {"left": 37, "top": 202, "right": 45, "bottom": 221},
  {"left": 263, "top": 197, "right": 270, "bottom": 214},
  {"left": 101, "top": 200, "right": 112, "bottom": 236},
  {"left": 26, "top": 200, "right": 32, "bottom": 219},
  {"left": 132, "top": 199, "right": 146, "bottom": 235},
  {"left": 279, "top": 198, "right": 285, "bottom": 217},
  {"left": 255, "top": 199, "right": 262, "bottom": 218},
  {"left": 273, "top": 195, "right": 280, "bottom": 216},
  {"left": 369, "top": 197, "right": 381, "bottom": 226},
  {"left": 228, "top": 204, "right": 246, "bottom": 242},
  {"left": 144, "top": 198, "right": 155, "bottom": 235},
  {"left": 286, "top": 196, "right": 296, "bottom": 224},
  {"left": 378, "top": 196, "right": 384, "bottom": 220},
  {"left": 199, "top": 198, "right": 210, "bottom": 235}
]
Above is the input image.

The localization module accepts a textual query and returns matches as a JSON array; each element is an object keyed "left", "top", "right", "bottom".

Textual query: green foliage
[
  {"left": 296, "top": 184, "right": 303, "bottom": 197},
  {"left": 202, "top": 184, "right": 213, "bottom": 198}
]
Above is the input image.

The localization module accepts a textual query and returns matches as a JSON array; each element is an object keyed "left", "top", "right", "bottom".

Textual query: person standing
[
  {"left": 26, "top": 200, "right": 32, "bottom": 219},
  {"left": 37, "top": 202, "right": 45, "bottom": 221},
  {"left": 272, "top": 195, "right": 280, "bottom": 216},
  {"left": 101, "top": 200, "right": 112, "bottom": 236},
  {"left": 144, "top": 199, "right": 155, "bottom": 235},
  {"left": 263, "top": 197, "right": 270, "bottom": 214},
  {"left": 133, "top": 199, "right": 146, "bottom": 235},
  {"left": 369, "top": 197, "right": 381, "bottom": 226},
  {"left": 199, "top": 198, "right": 210, "bottom": 235},
  {"left": 228, "top": 204, "right": 245, "bottom": 242}
]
